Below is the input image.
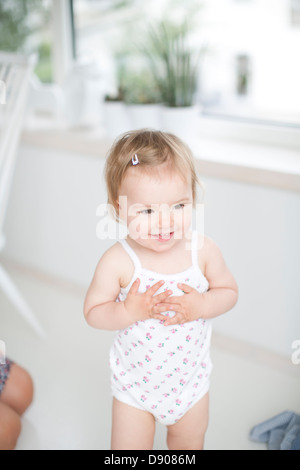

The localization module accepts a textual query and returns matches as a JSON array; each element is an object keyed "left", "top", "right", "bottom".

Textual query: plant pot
[
  {"left": 102, "top": 101, "right": 131, "bottom": 139},
  {"left": 126, "top": 103, "right": 162, "bottom": 130},
  {"left": 161, "top": 105, "right": 201, "bottom": 140}
]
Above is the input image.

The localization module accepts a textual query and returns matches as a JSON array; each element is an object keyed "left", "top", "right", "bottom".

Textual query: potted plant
[
  {"left": 122, "top": 69, "right": 162, "bottom": 129},
  {"left": 144, "top": 19, "right": 204, "bottom": 138}
]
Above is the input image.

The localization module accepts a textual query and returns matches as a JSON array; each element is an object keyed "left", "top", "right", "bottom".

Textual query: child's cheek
[
  {"left": 173, "top": 206, "right": 193, "bottom": 233},
  {"left": 127, "top": 215, "right": 151, "bottom": 240}
]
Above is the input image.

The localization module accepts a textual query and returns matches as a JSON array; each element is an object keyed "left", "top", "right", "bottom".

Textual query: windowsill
[
  {"left": 21, "top": 115, "right": 300, "bottom": 193},
  {"left": 191, "top": 136, "right": 300, "bottom": 193}
]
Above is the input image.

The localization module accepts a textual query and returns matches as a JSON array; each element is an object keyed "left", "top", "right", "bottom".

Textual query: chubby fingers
[
  {"left": 152, "top": 302, "right": 172, "bottom": 314},
  {"left": 153, "top": 288, "right": 173, "bottom": 303},
  {"left": 151, "top": 313, "right": 168, "bottom": 322},
  {"left": 163, "top": 310, "right": 185, "bottom": 326},
  {"left": 177, "top": 283, "right": 194, "bottom": 294},
  {"left": 150, "top": 301, "right": 170, "bottom": 322},
  {"left": 163, "top": 295, "right": 183, "bottom": 305},
  {"left": 147, "top": 280, "right": 165, "bottom": 296}
]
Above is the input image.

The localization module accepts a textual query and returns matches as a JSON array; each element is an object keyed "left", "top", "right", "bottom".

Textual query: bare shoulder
[
  {"left": 197, "top": 234, "right": 238, "bottom": 291},
  {"left": 96, "top": 241, "right": 136, "bottom": 288},
  {"left": 99, "top": 241, "right": 127, "bottom": 266},
  {"left": 94, "top": 241, "right": 133, "bottom": 286},
  {"left": 197, "top": 234, "right": 222, "bottom": 271},
  {"left": 83, "top": 242, "right": 134, "bottom": 316},
  {"left": 201, "top": 235, "right": 222, "bottom": 258}
]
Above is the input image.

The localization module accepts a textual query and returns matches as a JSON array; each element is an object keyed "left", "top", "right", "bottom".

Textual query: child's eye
[
  {"left": 173, "top": 203, "right": 185, "bottom": 210},
  {"left": 139, "top": 208, "right": 154, "bottom": 215}
]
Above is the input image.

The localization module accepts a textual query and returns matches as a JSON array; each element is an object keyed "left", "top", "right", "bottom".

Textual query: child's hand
[
  {"left": 124, "top": 278, "right": 173, "bottom": 323},
  {"left": 159, "top": 283, "right": 204, "bottom": 326}
]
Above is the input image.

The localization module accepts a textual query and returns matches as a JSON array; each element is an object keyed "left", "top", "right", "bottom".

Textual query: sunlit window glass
[{"left": 72, "top": 0, "right": 300, "bottom": 128}]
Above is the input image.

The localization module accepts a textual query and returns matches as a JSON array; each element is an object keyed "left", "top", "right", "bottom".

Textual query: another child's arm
[
  {"left": 160, "top": 236, "right": 238, "bottom": 326},
  {"left": 84, "top": 244, "right": 172, "bottom": 330}
]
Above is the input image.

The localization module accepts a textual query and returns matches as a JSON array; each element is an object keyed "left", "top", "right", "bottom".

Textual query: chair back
[{"left": 0, "top": 53, "right": 36, "bottom": 237}]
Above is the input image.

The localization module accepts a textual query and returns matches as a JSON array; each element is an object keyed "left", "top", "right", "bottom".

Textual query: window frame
[
  {"left": 199, "top": 113, "right": 300, "bottom": 150},
  {"left": 51, "top": 0, "right": 74, "bottom": 85}
]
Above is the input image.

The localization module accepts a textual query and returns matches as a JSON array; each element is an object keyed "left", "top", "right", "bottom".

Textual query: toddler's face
[{"left": 118, "top": 162, "right": 193, "bottom": 252}]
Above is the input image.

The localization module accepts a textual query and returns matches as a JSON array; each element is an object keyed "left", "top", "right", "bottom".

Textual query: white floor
[{"left": 1, "top": 260, "right": 299, "bottom": 450}]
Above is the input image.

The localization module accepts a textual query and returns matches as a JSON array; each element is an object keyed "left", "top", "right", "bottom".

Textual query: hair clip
[{"left": 132, "top": 154, "right": 139, "bottom": 166}]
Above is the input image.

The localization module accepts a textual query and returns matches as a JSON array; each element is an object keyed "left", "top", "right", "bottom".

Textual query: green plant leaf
[{"left": 143, "top": 18, "right": 203, "bottom": 107}]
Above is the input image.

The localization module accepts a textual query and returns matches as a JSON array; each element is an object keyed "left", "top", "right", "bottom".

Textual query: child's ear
[{"left": 115, "top": 196, "right": 126, "bottom": 224}]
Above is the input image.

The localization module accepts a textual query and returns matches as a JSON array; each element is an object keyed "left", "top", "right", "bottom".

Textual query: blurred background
[
  {"left": 2, "top": 0, "right": 300, "bottom": 125},
  {"left": 0, "top": 0, "right": 299, "bottom": 450}
]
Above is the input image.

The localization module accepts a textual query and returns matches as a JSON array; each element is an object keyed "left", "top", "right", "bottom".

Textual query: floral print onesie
[{"left": 109, "top": 231, "right": 212, "bottom": 425}]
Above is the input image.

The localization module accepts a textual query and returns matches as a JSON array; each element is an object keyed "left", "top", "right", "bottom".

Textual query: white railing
[{"left": 0, "top": 52, "right": 45, "bottom": 338}]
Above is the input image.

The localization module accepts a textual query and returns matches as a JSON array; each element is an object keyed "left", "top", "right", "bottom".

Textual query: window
[
  {"left": 71, "top": 0, "right": 140, "bottom": 93},
  {"left": 291, "top": 0, "right": 300, "bottom": 26},
  {"left": 0, "top": 0, "right": 53, "bottom": 83},
  {"left": 72, "top": 0, "right": 300, "bottom": 130},
  {"left": 200, "top": 0, "right": 300, "bottom": 128}
]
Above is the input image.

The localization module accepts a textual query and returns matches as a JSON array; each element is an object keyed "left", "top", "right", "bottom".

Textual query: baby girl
[{"left": 84, "top": 129, "right": 238, "bottom": 450}]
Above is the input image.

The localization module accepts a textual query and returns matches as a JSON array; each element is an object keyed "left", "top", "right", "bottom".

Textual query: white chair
[{"left": 0, "top": 52, "right": 45, "bottom": 338}]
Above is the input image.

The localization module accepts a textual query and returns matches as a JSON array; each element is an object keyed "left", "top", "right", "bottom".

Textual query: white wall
[
  {"left": 202, "top": 175, "right": 300, "bottom": 357},
  {"left": 2, "top": 144, "right": 300, "bottom": 357}
]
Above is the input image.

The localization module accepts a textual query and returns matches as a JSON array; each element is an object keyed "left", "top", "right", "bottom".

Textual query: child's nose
[{"left": 158, "top": 208, "right": 173, "bottom": 230}]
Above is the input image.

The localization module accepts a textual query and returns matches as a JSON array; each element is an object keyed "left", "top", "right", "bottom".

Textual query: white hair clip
[{"left": 132, "top": 154, "right": 139, "bottom": 166}]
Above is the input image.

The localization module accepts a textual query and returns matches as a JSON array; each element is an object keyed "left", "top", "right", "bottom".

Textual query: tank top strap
[
  {"left": 119, "top": 238, "right": 142, "bottom": 271},
  {"left": 191, "top": 230, "right": 199, "bottom": 268}
]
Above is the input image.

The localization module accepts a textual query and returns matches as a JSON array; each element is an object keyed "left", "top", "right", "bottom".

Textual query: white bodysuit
[{"left": 109, "top": 231, "right": 212, "bottom": 425}]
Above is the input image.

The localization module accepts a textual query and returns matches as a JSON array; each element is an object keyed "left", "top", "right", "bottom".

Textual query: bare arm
[
  {"left": 200, "top": 236, "right": 238, "bottom": 319},
  {"left": 83, "top": 245, "right": 133, "bottom": 330}
]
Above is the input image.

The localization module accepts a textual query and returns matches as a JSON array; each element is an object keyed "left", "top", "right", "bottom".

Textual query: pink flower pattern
[{"left": 109, "top": 234, "right": 212, "bottom": 425}]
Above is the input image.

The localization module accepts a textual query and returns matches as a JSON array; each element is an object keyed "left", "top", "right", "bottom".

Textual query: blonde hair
[{"left": 104, "top": 129, "right": 202, "bottom": 218}]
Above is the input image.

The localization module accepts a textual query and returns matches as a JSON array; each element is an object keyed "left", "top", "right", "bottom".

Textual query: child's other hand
[
  {"left": 159, "top": 283, "right": 204, "bottom": 326},
  {"left": 124, "top": 278, "right": 173, "bottom": 323}
]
